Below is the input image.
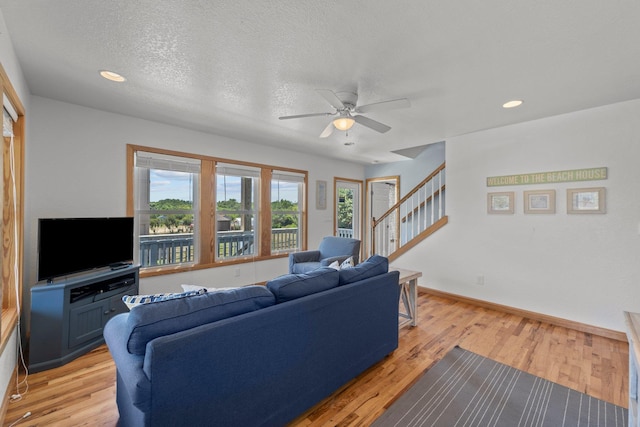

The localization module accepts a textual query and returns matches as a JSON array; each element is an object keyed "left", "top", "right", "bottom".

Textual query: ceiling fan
[{"left": 278, "top": 89, "right": 410, "bottom": 138}]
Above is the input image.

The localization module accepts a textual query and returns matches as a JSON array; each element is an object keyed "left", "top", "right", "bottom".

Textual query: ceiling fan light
[
  {"left": 333, "top": 117, "right": 355, "bottom": 131},
  {"left": 502, "top": 99, "right": 523, "bottom": 109},
  {"left": 99, "top": 70, "right": 126, "bottom": 82}
]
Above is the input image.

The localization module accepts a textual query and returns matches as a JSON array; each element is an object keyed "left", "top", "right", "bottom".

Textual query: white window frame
[
  {"left": 134, "top": 152, "right": 200, "bottom": 268},
  {"left": 271, "top": 171, "right": 305, "bottom": 253},
  {"left": 215, "top": 163, "right": 260, "bottom": 260}
]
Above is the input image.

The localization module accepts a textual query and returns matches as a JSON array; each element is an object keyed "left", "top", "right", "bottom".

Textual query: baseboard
[{"left": 419, "top": 286, "right": 627, "bottom": 342}]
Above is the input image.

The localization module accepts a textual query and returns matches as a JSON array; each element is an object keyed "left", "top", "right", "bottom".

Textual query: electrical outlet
[{"left": 476, "top": 275, "right": 485, "bottom": 286}]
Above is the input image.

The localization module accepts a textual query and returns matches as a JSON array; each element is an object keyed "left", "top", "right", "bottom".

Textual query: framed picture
[
  {"left": 524, "top": 189, "right": 556, "bottom": 214},
  {"left": 316, "top": 180, "right": 327, "bottom": 210},
  {"left": 567, "top": 187, "right": 606, "bottom": 214},
  {"left": 487, "top": 192, "right": 514, "bottom": 214}
]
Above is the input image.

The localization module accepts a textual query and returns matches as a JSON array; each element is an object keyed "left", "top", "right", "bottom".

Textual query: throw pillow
[
  {"left": 328, "top": 260, "right": 341, "bottom": 270},
  {"left": 340, "top": 256, "right": 355, "bottom": 269},
  {"left": 122, "top": 289, "right": 206, "bottom": 310},
  {"left": 181, "top": 284, "right": 239, "bottom": 293}
]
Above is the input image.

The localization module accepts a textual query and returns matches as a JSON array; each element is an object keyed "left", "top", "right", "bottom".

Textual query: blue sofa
[{"left": 104, "top": 255, "right": 400, "bottom": 427}]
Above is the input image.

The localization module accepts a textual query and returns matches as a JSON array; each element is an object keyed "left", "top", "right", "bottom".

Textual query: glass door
[
  {"left": 365, "top": 176, "right": 399, "bottom": 257},
  {"left": 334, "top": 178, "right": 362, "bottom": 240}
]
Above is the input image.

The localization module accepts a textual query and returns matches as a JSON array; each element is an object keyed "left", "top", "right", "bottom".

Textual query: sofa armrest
[
  {"left": 288, "top": 250, "right": 321, "bottom": 272},
  {"left": 103, "top": 314, "right": 152, "bottom": 413},
  {"left": 289, "top": 250, "right": 321, "bottom": 263}
]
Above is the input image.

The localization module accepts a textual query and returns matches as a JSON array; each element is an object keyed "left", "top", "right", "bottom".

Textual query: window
[
  {"left": 0, "top": 64, "right": 25, "bottom": 343},
  {"left": 134, "top": 152, "right": 200, "bottom": 268},
  {"left": 271, "top": 171, "right": 304, "bottom": 253},
  {"left": 216, "top": 163, "right": 260, "bottom": 260},
  {"left": 127, "top": 146, "right": 307, "bottom": 275}
]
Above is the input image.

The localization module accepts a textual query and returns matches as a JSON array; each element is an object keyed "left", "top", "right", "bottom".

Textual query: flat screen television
[{"left": 38, "top": 217, "right": 134, "bottom": 282}]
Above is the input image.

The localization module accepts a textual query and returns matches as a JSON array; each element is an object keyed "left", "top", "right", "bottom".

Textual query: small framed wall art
[
  {"left": 487, "top": 191, "right": 515, "bottom": 214},
  {"left": 524, "top": 189, "right": 556, "bottom": 214},
  {"left": 316, "top": 180, "right": 327, "bottom": 210},
  {"left": 567, "top": 187, "right": 606, "bottom": 214}
]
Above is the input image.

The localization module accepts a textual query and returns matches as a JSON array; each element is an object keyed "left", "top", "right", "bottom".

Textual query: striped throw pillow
[{"left": 122, "top": 289, "right": 206, "bottom": 310}]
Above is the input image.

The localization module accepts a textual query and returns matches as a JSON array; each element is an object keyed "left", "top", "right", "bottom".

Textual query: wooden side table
[{"left": 390, "top": 267, "right": 422, "bottom": 327}]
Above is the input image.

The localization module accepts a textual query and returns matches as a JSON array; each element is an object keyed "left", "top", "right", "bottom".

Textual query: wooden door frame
[{"left": 365, "top": 176, "right": 399, "bottom": 257}]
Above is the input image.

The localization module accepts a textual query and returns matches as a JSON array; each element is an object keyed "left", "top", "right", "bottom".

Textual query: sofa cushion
[
  {"left": 266, "top": 267, "right": 339, "bottom": 303},
  {"left": 125, "top": 285, "right": 275, "bottom": 355},
  {"left": 338, "top": 255, "right": 389, "bottom": 286}
]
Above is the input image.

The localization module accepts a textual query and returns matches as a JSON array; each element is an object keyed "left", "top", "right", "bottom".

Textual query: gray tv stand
[{"left": 30, "top": 265, "right": 139, "bottom": 373}]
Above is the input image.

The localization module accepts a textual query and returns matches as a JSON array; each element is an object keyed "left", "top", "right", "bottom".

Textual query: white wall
[
  {"left": 25, "top": 96, "right": 365, "bottom": 294},
  {"left": 396, "top": 99, "right": 640, "bottom": 332},
  {"left": 365, "top": 141, "right": 446, "bottom": 197}
]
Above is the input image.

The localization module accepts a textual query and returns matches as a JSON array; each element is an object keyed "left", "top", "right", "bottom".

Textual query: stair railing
[{"left": 372, "top": 162, "right": 446, "bottom": 259}]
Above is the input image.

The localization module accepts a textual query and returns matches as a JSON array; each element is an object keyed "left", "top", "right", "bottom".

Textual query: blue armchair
[{"left": 289, "top": 236, "right": 361, "bottom": 274}]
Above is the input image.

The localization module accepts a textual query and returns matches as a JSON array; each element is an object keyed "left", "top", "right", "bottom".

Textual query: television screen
[{"left": 38, "top": 217, "right": 134, "bottom": 282}]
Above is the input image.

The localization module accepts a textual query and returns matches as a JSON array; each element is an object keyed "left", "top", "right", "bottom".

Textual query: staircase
[{"left": 372, "top": 162, "right": 447, "bottom": 262}]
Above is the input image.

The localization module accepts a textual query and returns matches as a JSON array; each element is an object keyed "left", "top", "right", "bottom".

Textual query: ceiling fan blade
[
  {"left": 316, "top": 89, "right": 345, "bottom": 110},
  {"left": 279, "top": 112, "right": 334, "bottom": 120},
  {"left": 355, "top": 98, "right": 410, "bottom": 114},
  {"left": 319, "top": 121, "right": 334, "bottom": 138},
  {"left": 354, "top": 115, "right": 391, "bottom": 133}
]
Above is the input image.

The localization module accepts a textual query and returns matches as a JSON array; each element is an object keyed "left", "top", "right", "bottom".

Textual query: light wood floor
[{"left": 4, "top": 292, "right": 629, "bottom": 426}]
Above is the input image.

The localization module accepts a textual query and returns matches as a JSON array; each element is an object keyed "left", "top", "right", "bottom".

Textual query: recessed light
[
  {"left": 99, "top": 70, "right": 126, "bottom": 82},
  {"left": 502, "top": 99, "right": 523, "bottom": 109}
]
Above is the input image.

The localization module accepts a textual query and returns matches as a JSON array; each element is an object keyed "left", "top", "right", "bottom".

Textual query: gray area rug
[{"left": 372, "top": 346, "right": 628, "bottom": 427}]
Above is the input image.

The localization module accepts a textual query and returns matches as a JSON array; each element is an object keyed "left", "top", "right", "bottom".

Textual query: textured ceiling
[{"left": 1, "top": 1, "right": 640, "bottom": 163}]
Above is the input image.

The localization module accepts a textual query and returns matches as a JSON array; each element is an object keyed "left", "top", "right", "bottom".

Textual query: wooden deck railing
[{"left": 139, "top": 228, "right": 300, "bottom": 267}]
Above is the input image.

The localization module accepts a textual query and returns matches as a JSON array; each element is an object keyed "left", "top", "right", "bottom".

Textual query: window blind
[
  {"left": 3, "top": 93, "right": 17, "bottom": 121},
  {"left": 272, "top": 171, "right": 305, "bottom": 183},
  {"left": 3, "top": 108, "right": 13, "bottom": 138},
  {"left": 136, "top": 153, "right": 201, "bottom": 173},
  {"left": 216, "top": 163, "right": 261, "bottom": 178}
]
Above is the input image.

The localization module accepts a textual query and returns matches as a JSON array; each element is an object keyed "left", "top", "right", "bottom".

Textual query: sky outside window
[
  {"left": 150, "top": 170, "right": 194, "bottom": 202},
  {"left": 271, "top": 180, "right": 299, "bottom": 203},
  {"left": 149, "top": 169, "right": 299, "bottom": 203}
]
